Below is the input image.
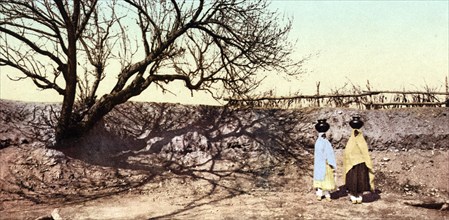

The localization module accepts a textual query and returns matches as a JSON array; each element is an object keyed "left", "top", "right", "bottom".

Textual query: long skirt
[
  {"left": 345, "top": 162, "right": 370, "bottom": 195},
  {"left": 313, "top": 164, "right": 336, "bottom": 191}
]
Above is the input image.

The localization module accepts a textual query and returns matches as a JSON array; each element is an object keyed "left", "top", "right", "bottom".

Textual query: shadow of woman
[
  {"left": 330, "top": 186, "right": 381, "bottom": 203},
  {"left": 362, "top": 189, "right": 382, "bottom": 203},
  {"left": 330, "top": 186, "right": 348, "bottom": 199}
]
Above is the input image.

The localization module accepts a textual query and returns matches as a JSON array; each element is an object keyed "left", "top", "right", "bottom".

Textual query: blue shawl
[{"left": 313, "top": 133, "right": 337, "bottom": 181}]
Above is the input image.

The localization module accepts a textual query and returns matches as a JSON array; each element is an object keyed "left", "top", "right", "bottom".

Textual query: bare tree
[{"left": 0, "top": 0, "right": 303, "bottom": 146}]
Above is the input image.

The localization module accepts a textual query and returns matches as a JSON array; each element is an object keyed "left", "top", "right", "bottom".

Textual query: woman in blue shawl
[{"left": 313, "top": 119, "right": 337, "bottom": 201}]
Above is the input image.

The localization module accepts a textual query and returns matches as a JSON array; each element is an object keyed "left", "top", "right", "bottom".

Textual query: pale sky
[{"left": 1, "top": 0, "right": 448, "bottom": 105}]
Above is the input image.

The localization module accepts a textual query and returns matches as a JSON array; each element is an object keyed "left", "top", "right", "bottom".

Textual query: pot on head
[
  {"left": 349, "top": 116, "right": 364, "bottom": 129},
  {"left": 315, "top": 119, "right": 330, "bottom": 132}
]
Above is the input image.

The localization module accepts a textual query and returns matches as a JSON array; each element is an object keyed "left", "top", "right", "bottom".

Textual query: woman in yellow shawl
[{"left": 343, "top": 116, "right": 375, "bottom": 204}]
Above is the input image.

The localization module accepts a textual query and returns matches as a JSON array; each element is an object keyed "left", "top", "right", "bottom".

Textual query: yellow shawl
[{"left": 343, "top": 129, "right": 375, "bottom": 190}]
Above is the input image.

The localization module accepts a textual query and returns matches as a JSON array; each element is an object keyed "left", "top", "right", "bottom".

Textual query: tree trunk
[
  {"left": 55, "top": 19, "right": 78, "bottom": 145},
  {"left": 55, "top": 68, "right": 77, "bottom": 144},
  {"left": 81, "top": 85, "right": 144, "bottom": 132}
]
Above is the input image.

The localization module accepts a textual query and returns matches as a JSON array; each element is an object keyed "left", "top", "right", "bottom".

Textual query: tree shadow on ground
[{"left": 2, "top": 101, "right": 315, "bottom": 216}]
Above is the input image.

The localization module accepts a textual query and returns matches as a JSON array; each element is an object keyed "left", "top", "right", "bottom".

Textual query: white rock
[{"left": 51, "top": 208, "right": 63, "bottom": 220}]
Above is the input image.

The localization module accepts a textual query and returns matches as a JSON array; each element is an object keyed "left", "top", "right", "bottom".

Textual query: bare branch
[{"left": 1, "top": 0, "right": 303, "bottom": 142}]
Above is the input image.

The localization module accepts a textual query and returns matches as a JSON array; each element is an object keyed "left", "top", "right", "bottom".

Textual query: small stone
[
  {"left": 382, "top": 157, "right": 390, "bottom": 162},
  {"left": 51, "top": 208, "right": 63, "bottom": 220}
]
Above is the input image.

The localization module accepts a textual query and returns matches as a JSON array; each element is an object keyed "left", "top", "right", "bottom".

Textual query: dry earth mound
[{"left": 0, "top": 100, "right": 448, "bottom": 219}]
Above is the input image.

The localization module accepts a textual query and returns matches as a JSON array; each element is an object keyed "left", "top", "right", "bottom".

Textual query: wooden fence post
[{"left": 446, "top": 76, "right": 449, "bottom": 107}]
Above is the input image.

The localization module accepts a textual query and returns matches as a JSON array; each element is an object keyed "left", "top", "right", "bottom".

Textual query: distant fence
[{"left": 225, "top": 90, "right": 449, "bottom": 109}]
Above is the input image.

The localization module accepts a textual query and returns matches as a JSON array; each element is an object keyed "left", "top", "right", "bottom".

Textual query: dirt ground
[{"left": 0, "top": 100, "right": 448, "bottom": 219}]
